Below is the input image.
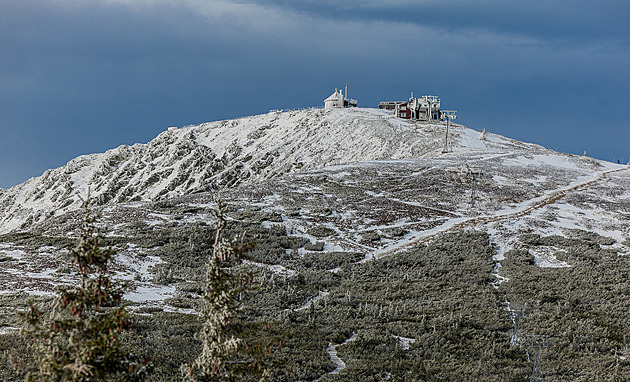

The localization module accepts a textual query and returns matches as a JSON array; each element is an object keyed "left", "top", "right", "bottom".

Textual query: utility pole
[
  {"left": 467, "top": 167, "right": 482, "bottom": 207},
  {"left": 527, "top": 335, "right": 549, "bottom": 382},
  {"left": 441, "top": 110, "right": 457, "bottom": 153}
]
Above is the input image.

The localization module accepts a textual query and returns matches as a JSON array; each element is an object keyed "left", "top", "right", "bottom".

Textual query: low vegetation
[
  {"left": 2, "top": 205, "right": 630, "bottom": 381},
  {"left": 499, "top": 231, "right": 630, "bottom": 380}
]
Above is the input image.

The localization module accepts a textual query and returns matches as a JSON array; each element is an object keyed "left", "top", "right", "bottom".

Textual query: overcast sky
[{"left": 1, "top": 0, "right": 629, "bottom": 188}]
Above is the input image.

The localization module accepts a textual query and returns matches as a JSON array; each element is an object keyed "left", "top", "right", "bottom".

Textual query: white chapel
[{"left": 324, "top": 86, "right": 358, "bottom": 109}]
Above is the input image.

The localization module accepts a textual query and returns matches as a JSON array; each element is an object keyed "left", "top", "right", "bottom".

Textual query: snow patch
[
  {"left": 393, "top": 335, "right": 416, "bottom": 350},
  {"left": 245, "top": 260, "right": 296, "bottom": 277},
  {"left": 125, "top": 285, "right": 175, "bottom": 302},
  {"left": 0, "top": 327, "right": 19, "bottom": 335}
]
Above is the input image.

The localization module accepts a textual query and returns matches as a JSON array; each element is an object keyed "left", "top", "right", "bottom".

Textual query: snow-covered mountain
[
  {"left": 3, "top": 106, "right": 630, "bottom": 380},
  {"left": 0, "top": 107, "right": 551, "bottom": 233}
]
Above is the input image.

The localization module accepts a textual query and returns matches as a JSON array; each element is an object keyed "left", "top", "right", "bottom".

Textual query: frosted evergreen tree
[
  {"left": 181, "top": 202, "right": 271, "bottom": 382},
  {"left": 21, "top": 201, "right": 144, "bottom": 381}
]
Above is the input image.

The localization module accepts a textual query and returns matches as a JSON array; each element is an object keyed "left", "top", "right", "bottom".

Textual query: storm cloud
[{"left": 1, "top": 0, "right": 629, "bottom": 187}]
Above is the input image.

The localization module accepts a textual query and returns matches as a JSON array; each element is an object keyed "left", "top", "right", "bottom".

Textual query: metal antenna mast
[
  {"left": 441, "top": 110, "right": 457, "bottom": 153},
  {"left": 527, "top": 335, "right": 549, "bottom": 382}
]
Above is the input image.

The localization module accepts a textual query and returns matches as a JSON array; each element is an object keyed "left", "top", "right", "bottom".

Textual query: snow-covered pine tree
[
  {"left": 181, "top": 201, "right": 271, "bottom": 382},
  {"left": 21, "top": 200, "right": 145, "bottom": 381}
]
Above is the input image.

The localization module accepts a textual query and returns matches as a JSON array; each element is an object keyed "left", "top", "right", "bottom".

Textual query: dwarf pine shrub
[{"left": 20, "top": 201, "right": 146, "bottom": 381}]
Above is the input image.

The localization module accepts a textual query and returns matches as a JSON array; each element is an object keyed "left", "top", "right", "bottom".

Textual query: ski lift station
[{"left": 379, "top": 94, "right": 446, "bottom": 122}]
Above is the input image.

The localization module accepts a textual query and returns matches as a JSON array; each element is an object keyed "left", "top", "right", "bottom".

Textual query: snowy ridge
[{"left": 0, "top": 107, "right": 573, "bottom": 233}]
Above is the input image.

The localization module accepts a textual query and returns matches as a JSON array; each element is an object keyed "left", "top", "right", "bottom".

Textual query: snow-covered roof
[{"left": 325, "top": 90, "right": 342, "bottom": 102}]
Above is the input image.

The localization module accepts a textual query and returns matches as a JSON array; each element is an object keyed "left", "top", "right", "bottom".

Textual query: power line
[
  {"left": 508, "top": 303, "right": 529, "bottom": 346},
  {"left": 527, "top": 335, "right": 549, "bottom": 382}
]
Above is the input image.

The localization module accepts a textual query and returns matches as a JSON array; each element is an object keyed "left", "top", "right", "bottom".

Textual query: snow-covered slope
[
  {"left": 0, "top": 107, "right": 602, "bottom": 233},
  {"left": 3, "top": 108, "right": 630, "bottom": 380}
]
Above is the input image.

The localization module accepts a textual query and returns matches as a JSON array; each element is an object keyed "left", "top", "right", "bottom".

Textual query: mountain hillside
[
  {"left": 1, "top": 107, "right": 548, "bottom": 233},
  {"left": 2, "top": 108, "right": 630, "bottom": 380}
]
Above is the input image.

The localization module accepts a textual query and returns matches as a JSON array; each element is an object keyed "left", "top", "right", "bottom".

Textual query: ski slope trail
[{"left": 370, "top": 165, "right": 630, "bottom": 260}]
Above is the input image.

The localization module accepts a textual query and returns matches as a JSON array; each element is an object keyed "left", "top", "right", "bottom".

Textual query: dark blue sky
[{"left": 1, "top": 0, "right": 629, "bottom": 188}]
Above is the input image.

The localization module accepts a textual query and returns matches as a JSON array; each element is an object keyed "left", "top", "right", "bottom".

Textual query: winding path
[
  {"left": 316, "top": 332, "right": 358, "bottom": 381},
  {"left": 370, "top": 166, "right": 629, "bottom": 260}
]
